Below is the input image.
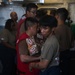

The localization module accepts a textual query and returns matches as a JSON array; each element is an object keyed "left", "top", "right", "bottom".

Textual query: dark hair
[
  {"left": 50, "top": 9, "right": 57, "bottom": 16},
  {"left": 24, "top": 17, "right": 38, "bottom": 31},
  {"left": 56, "top": 8, "right": 69, "bottom": 21},
  {"left": 26, "top": 3, "right": 38, "bottom": 12},
  {"left": 36, "top": 9, "right": 47, "bottom": 20},
  {"left": 39, "top": 15, "right": 57, "bottom": 28},
  {"left": 5, "top": 19, "right": 15, "bottom": 31}
]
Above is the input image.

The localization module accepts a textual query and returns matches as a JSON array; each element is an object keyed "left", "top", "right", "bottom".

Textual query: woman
[{"left": 0, "top": 19, "right": 17, "bottom": 75}]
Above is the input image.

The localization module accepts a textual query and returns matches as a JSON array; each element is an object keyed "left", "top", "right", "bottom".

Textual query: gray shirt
[
  {"left": 41, "top": 34, "right": 59, "bottom": 69},
  {"left": 0, "top": 29, "right": 16, "bottom": 47}
]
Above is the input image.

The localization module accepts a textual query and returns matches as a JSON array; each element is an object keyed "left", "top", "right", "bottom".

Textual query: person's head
[
  {"left": 24, "top": 17, "right": 38, "bottom": 36},
  {"left": 50, "top": 9, "right": 57, "bottom": 16},
  {"left": 5, "top": 19, "right": 16, "bottom": 31},
  {"left": 39, "top": 15, "right": 57, "bottom": 38},
  {"left": 36, "top": 9, "right": 47, "bottom": 33},
  {"left": 55, "top": 8, "right": 69, "bottom": 22},
  {"left": 10, "top": 11, "right": 18, "bottom": 22},
  {"left": 26, "top": 3, "right": 38, "bottom": 18},
  {"left": 36, "top": 9, "right": 47, "bottom": 21}
]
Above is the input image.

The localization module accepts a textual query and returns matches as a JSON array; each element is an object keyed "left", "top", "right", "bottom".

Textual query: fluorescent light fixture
[
  {"left": 12, "top": 0, "right": 24, "bottom": 1},
  {"left": 39, "top": 0, "right": 44, "bottom": 3}
]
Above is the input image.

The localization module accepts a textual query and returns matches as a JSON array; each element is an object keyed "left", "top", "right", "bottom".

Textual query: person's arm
[
  {"left": 19, "top": 40, "right": 40, "bottom": 63},
  {"left": 20, "top": 55, "right": 40, "bottom": 63},
  {"left": 1, "top": 40, "right": 15, "bottom": 49},
  {"left": 29, "top": 39, "right": 58, "bottom": 70},
  {"left": 29, "top": 59, "right": 49, "bottom": 70},
  {"left": 0, "top": 29, "right": 15, "bottom": 49}
]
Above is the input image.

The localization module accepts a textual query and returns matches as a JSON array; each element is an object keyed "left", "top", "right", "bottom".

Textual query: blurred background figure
[
  {"left": 0, "top": 19, "right": 16, "bottom": 49},
  {"left": 10, "top": 11, "right": 18, "bottom": 35},
  {"left": 34, "top": 9, "right": 47, "bottom": 48},
  {"left": 10, "top": 11, "right": 18, "bottom": 23},
  {"left": 50, "top": 9, "right": 57, "bottom": 17},
  {"left": 17, "top": 3, "right": 38, "bottom": 38},
  {"left": 0, "top": 19, "right": 17, "bottom": 75},
  {"left": 36, "top": 9, "right": 47, "bottom": 21},
  {"left": 54, "top": 8, "right": 74, "bottom": 75}
]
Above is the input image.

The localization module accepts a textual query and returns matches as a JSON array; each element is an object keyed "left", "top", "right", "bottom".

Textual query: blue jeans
[{"left": 40, "top": 66, "right": 60, "bottom": 75}]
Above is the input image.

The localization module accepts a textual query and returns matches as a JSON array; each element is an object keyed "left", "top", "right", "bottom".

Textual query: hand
[{"left": 29, "top": 63, "right": 35, "bottom": 72}]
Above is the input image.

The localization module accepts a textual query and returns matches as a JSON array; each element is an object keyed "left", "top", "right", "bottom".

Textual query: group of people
[{"left": 0, "top": 2, "right": 73, "bottom": 75}]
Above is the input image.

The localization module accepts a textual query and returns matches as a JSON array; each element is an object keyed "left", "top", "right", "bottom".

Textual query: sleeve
[
  {"left": 18, "top": 39, "right": 29, "bottom": 55},
  {"left": 19, "top": 23, "right": 25, "bottom": 36},
  {"left": 41, "top": 42, "right": 55, "bottom": 62},
  {"left": 0, "top": 29, "right": 9, "bottom": 42}
]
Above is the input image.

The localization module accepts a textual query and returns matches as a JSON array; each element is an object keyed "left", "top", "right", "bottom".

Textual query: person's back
[
  {"left": 55, "top": 8, "right": 73, "bottom": 75},
  {"left": 55, "top": 8, "right": 73, "bottom": 51},
  {"left": 55, "top": 24, "right": 72, "bottom": 51}
]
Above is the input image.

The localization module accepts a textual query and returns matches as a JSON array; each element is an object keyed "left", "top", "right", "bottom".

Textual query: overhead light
[
  {"left": 0, "top": 0, "right": 2, "bottom": 5},
  {"left": 39, "top": 0, "right": 44, "bottom": 3},
  {"left": 3, "top": 0, "right": 13, "bottom": 4},
  {"left": 12, "top": 0, "right": 24, "bottom": 1},
  {"left": 0, "top": 0, "right": 2, "bottom": 2}
]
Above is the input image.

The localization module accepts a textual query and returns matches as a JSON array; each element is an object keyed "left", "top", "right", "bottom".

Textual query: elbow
[{"left": 20, "top": 55, "right": 29, "bottom": 63}]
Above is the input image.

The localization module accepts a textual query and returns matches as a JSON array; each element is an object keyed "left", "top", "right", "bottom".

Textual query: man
[
  {"left": 16, "top": 17, "right": 40, "bottom": 75},
  {"left": 10, "top": 11, "right": 18, "bottom": 24},
  {"left": 29, "top": 15, "right": 60, "bottom": 75},
  {"left": 10, "top": 11, "right": 18, "bottom": 35},
  {"left": 54, "top": 8, "right": 73, "bottom": 75},
  {"left": 17, "top": 3, "right": 38, "bottom": 38}
]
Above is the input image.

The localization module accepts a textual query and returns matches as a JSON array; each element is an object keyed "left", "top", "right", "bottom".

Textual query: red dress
[{"left": 16, "top": 33, "right": 40, "bottom": 75}]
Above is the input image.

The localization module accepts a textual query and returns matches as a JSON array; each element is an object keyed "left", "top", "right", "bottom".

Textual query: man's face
[
  {"left": 27, "top": 8, "right": 37, "bottom": 18},
  {"left": 40, "top": 26, "right": 51, "bottom": 38},
  {"left": 11, "top": 12, "right": 18, "bottom": 21}
]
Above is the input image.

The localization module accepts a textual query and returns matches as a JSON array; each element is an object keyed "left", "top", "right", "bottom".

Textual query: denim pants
[{"left": 40, "top": 66, "right": 60, "bottom": 75}]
